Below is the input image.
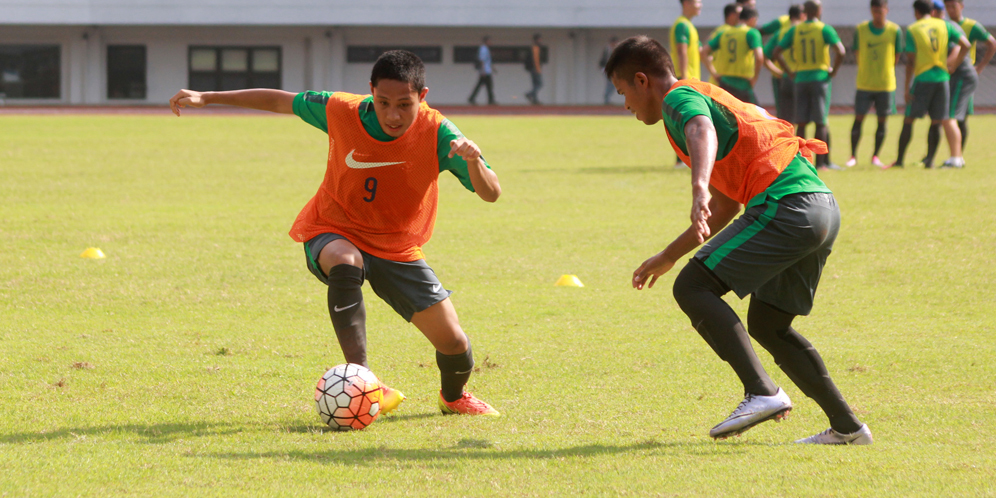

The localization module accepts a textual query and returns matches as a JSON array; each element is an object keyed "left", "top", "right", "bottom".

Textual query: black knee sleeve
[{"left": 327, "top": 264, "right": 367, "bottom": 366}]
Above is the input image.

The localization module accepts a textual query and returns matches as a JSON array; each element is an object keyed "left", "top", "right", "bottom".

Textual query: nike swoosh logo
[
  {"left": 866, "top": 42, "right": 883, "bottom": 48},
  {"left": 431, "top": 284, "right": 441, "bottom": 293},
  {"left": 454, "top": 369, "right": 474, "bottom": 375},
  {"left": 345, "top": 150, "right": 405, "bottom": 169},
  {"left": 333, "top": 302, "right": 359, "bottom": 312}
]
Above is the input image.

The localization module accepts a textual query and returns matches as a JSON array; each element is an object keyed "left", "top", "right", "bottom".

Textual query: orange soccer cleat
[
  {"left": 379, "top": 385, "right": 407, "bottom": 414},
  {"left": 438, "top": 391, "right": 500, "bottom": 416}
]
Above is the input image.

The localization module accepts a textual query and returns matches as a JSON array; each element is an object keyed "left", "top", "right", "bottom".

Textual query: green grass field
[{"left": 2, "top": 112, "right": 995, "bottom": 496}]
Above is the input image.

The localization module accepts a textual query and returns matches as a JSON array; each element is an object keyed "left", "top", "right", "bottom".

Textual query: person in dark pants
[
  {"left": 469, "top": 36, "right": 496, "bottom": 105},
  {"left": 525, "top": 33, "right": 544, "bottom": 105}
]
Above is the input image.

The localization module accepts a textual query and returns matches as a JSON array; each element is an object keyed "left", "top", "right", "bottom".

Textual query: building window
[
  {"left": 0, "top": 45, "right": 60, "bottom": 99},
  {"left": 188, "top": 46, "right": 281, "bottom": 92},
  {"left": 107, "top": 45, "right": 146, "bottom": 99},
  {"left": 453, "top": 45, "right": 548, "bottom": 65},
  {"left": 347, "top": 46, "right": 442, "bottom": 63}
]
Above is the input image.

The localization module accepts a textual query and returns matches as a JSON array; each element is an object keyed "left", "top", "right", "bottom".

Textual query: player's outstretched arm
[
  {"left": 449, "top": 138, "right": 501, "bottom": 202},
  {"left": 169, "top": 88, "right": 296, "bottom": 116}
]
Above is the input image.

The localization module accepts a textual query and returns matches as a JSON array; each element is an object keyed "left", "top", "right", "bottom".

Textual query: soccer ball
[{"left": 314, "top": 363, "right": 384, "bottom": 431}]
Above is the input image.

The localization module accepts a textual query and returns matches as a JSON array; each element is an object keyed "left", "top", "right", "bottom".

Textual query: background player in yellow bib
[
  {"left": 702, "top": 3, "right": 743, "bottom": 86},
  {"left": 704, "top": 7, "right": 764, "bottom": 104},
  {"left": 773, "top": 0, "right": 846, "bottom": 171},
  {"left": 888, "top": 0, "right": 970, "bottom": 169},
  {"left": 763, "top": 5, "right": 806, "bottom": 123},
  {"left": 671, "top": 0, "right": 703, "bottom": 82},
  {"left": 942, "top": 0, "right": 996, "bottom": 164},
  {"left": 846, "top": 0, "right": 902, "bottom": 168}
]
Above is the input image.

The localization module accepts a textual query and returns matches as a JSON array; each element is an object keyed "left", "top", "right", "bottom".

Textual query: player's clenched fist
[
  {"left": 169, "top": 89, "right": 207, "bottom": 116},
  {"left": 448, "top": 138, "right": 482, "bottom": 162}
]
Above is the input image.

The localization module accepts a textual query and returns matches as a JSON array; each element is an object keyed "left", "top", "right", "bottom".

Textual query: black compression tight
[{"left": 746, "top": 298, "right": 863, "bottom": 434}]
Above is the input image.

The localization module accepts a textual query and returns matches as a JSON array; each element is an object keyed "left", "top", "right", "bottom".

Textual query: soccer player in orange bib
[
  {"left": 605, "top": 36, "right": 872, "bottom": 444},
  {"left": 169, "top": 50, "right": 502, "bottom": 417}
]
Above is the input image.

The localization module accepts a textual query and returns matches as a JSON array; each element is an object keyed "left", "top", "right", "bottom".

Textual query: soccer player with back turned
[
  {"left": 888, "top": 0, "right": 970, "bottom": 169},
  {"left": 168, "top": 50, "right": 503, "bottom": 417},
  {"left": 847, "top": 0, "right": 902, "bottom": 168},
  {"left": 943, "top": 0, "right": 996, "bottom": 165},
  {"left": 762, "top": 5, "right": 805, "bottom": 124},
  {"left": 606, "top": 36, "right": 872, "bottom": 444},
  {"left": 773, "top": 0, "right": 846, "bottom": 171},
  {"left": 703, "top": 7, "right": 764, "bottom": 104}
]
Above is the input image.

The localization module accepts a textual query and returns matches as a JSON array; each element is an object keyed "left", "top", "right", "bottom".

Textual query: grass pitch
[{"left": 1, "top": 112, "right": 995, "bottom": 496}]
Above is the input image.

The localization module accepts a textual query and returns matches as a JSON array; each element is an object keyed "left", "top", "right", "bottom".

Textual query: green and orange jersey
[
  {"left": 289, "top": 91, "right": 491, "bottom": 262},
  {"left": 661, "top": 80, "right": 831, "bottom": 207}
]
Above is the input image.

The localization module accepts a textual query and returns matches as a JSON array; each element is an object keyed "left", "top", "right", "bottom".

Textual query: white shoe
[
  {"left": 940, "top": 157, "right": 965, "bottom": 169},
  {"left": 709, "top": 388, "right": 792, "bottom": 439},
  {"left": 871, "top": 155, "right": 884, "bottom": 168},
  {"left": 845, "top": 156, "right": 857, "bottom": 167},
  {"left": 795, "top": 424, "right": 873, "bottom": 445}
]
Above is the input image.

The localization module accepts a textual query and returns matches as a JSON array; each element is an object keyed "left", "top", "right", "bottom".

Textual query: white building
[{"left": 1, "top": 0, "right": 993, "bottom": 106}]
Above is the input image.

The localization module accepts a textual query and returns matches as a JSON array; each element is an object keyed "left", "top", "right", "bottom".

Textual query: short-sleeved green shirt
[
  {"left": 661, "top": 86, "right": 830, "bottom": 206},
  {"left": 779, "top": 21, "right": 842, "bottom": 83},
  {"left": 759, "top": 15, "right": 789, "bottom": 36},
  {"left": 674, "top": 21, "right": 691, "bottom": 44},
  {"left": 292, "top": 91, "right": 489, "bottom": 192}
]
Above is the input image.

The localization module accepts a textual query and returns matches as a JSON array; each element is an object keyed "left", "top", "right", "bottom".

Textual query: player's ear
[
  {"left": 418, "top": 87, "right": 428, "bottom": 102},
  {"left": 634, "top": 72, "right": 649, "bottom": 90}
]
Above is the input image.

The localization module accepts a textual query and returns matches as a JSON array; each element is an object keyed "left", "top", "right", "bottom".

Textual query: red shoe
[{"left": 438, "top": 391, "right": 500, "bottom": 416}]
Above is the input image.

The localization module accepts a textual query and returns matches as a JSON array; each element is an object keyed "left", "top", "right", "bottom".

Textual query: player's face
[
  {"left": 746, "top": 16, "right": 758, "bottom": 27},
  {"left": 944, "top": 1, "right": 962, "bottom": 20},
  {"left": 871, "top": 5, "right": 888, "bottom": 24},
  {"left": 683, "top": 0, "right": 702, "bottom": 17},
  {"left": 612, "top": 73, "right": 661, "bottom": 126},
  {"left": 369, "top": 79, "right": 429, "bottom": 138}
]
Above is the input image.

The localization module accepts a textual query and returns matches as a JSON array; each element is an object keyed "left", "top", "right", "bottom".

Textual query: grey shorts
[
  {"left": 795, "top": 79, "right": 830, "bottom": 125},
  {"left": 719, "top": 78, "right": 757, "bottom": 104},
  {"left": 694, "top": 190, "right": 840, "bottom": 316},
  {"left": 777, "top": 76, "right": 796, "bottom": 123},
  {"left": 906, "top": 80, "right": 949, "bottom": 121},
  {"left": 949, "top": 67, "right": 978, "bottom": 121},
  {"left": 304, "top": 233, "right": 452, "bottom": 322},
  {"left": 855, "top": 90, "right": 895, "bottom": 117}
]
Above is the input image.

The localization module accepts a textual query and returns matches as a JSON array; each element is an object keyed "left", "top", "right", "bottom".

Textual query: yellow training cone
[
  {"left": 555, "top": 274, "right": 584, "bottom": 287},
  {"left": 80, "top": 247, "right": 106, "bottom": 259}
]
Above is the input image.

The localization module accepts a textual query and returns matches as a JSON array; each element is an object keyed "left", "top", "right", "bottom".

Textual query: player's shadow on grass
[
  {"left": 0, "top": 421, "right": 244, "bottom": 445},
  {"left": 200, "top": 438, "right": 761, "bottom": 464}
]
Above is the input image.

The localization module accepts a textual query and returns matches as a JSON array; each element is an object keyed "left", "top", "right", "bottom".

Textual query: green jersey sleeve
[
  {"left": 747, "top": 28, "right": 762, "bottom": 49},
  {"left": 823, "top": 25, "right": 841, "bottom": 45},
  {"left": 674, "top": 21, "right": 691, "bottom": 45},
  {"left": 707, "top": 33, "right": 721, "bottom": 50},
  {"left": 293, "top": 91, "right": 332, "bottom": 133},
  {"left": 947, "top": 21, "right": 965, "bottom": 45},
  {"left": 968, "top": 23, "right": 990, "bottom": 43},
  {"left": 904, "top": 28, "right": 915, "bottom": 53},
  {"left": 779, "top": 27, "right": 796, "bottom": 49},
  {"left": 759, "top": 17, "right": 783, "bottom": 36},
  {"left": 896, "top": 28, "right": 904, "bottom": 52},
  {"left": 852, "top": 28, "right": 860, "bottom": 51},
  {"left": 437, "top": 119, "right": 491, "bottom": 193}
]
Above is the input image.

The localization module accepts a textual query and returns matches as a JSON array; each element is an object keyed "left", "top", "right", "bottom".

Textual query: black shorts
[
  {"left": 854, "top": 90, "right": 895, "bottom": 118},
  {"left": 776, "top": 76, "right": 796, "bottom": 123},
  {"left": 694, "top": 189, "right": 840, "bottom": 316},
  {"left": 304, "top": 233, "right": 452, "bottom": 321},
  {"left": 794, "top": 79, "right": 830, "bottom": 125},
  {"left": 906, "top": 80, "right": 949, "bottom": 121}
]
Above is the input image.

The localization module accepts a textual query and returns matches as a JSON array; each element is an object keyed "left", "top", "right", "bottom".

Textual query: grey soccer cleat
[
  {"left": 795, "top": 424, "right": 874, "bottom": 445},
  {"left": 709, "top": 388, "right": 793, "bottom": 439}
]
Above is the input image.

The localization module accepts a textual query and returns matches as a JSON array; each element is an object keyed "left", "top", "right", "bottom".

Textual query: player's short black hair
[
  {"left": 803, "top": 0, "right": 821, "bottom": 18},
  {"left": 724, "top": 3, "right": 742, "bottom": 18},
  {"left": 603, "top": 35, "right": 674, "bottom": 82},
  {"left": 533, "top": 33, "right": 542, "bottom": 42},
  {"left": 789, "top": 4, "right": 804, "bottom": 18},
  {"left": 370, "top": 50, "right": 426, "bottom": 92},
  {"left": 740, "top": 7, "right": 758, "bottom": 20},
  {"left": 943, "top": 0, "right": 963, "bottom": 4},
  {"left": 870, "top": 0, "right": 887, "bottom": 6},
  {"left": 912, "top": 0, "right": 932, "bottom": 14}
]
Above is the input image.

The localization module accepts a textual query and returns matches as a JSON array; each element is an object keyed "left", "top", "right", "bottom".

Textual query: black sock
[
  {"left": 815, "top": 124, "right": 830, "bottom": 166},
  {"left": 873, "top": 120, "right": 887, "bottom": 156},
  {"left": 896, "top": 122, "right": 913, "bottom": 164},
  {"left": 437, "top": 346, "right": 474, "bottom": 402},
  {"left": 327, "top": 264, "right": 367, "bottom": 367},
  {"left": 850, "top": 119, "right": 862, "bottom": 157},
  {"left": 746, "top": 298, "right": 863, "bottom": 434},
  {"left": 958, "top": 120, "right": 968, "bottom": 152},
  {"left": 925, "top": 123, "right": 941, "bottom": 166},
  {"left": 673, "top": 260, "right": 777, "bottom": 396}
]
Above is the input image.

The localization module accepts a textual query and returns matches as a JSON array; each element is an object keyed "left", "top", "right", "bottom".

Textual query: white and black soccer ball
[{"left": 314, "top": 363, "right": 384, "bottom": 431}]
